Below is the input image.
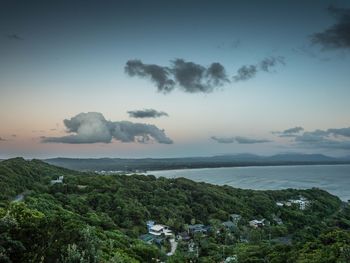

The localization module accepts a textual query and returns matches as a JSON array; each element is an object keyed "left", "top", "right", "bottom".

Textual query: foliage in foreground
[{"left": 0, "top": 158, "right": 349, "bottom": 262}]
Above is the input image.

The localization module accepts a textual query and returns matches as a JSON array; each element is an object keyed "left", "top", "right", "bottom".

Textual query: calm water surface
[{"left": 147, "top": 165, "right": 350, "bottom": 201}]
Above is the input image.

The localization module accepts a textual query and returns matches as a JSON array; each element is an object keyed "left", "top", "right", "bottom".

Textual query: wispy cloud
[
  {"left": 235, "top": 136, "right": 271, "bottom": 144},
  {"left": 216, "top": 39, "right": 241, "bottom": 50},
  {"left": 311, "top": 6, "right": 350, "bottom": 50},
  {"left": 277, "top": 126, "right": 350, "bottom": 150},
  {"left": 42, "top": 112, "right": 173, "bottom": 144},
  {"left": 233, "top": 65, "right": 257, "bottom": 81},
  {"left": 272, "top": 126, "right": 304, "bottom": 137},
  {"left": 6, "top": 34, "right": 23, "bottom": 40},
  {"left": 259, "top": 57, "right": 285, "bottom": 72},
  {"left": 211, "top": 136, "right": 235, "bottom": 144},
  {"left": 128, "top": 109, "right": 168, "bottom": 118},
  {"left": 233, "top": 56, "right": 285, "bottom": 82},
  {"left": 211, "top": 136, "right": 271, "bottom": 144}
]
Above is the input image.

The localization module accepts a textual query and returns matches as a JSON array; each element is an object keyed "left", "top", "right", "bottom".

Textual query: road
[{"left": 167, "top": 238, "right": 178, "bottom": 256}]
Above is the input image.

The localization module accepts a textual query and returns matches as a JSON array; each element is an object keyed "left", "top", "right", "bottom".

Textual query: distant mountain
[
  {"left": 44, "top": 153, "right": 350, "bottom": 171},
  {"left": 266, "top": 153, "right": 338, "bottom": 162}
]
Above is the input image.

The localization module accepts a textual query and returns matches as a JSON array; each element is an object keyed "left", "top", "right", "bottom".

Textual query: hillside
[{"left": 0, "top": 158, "right": 349, "bottom": 262}]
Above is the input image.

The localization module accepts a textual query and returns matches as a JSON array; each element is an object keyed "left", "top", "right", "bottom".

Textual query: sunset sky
[{"left": 1, "top": 0, "right": 350, "bottom": 158}]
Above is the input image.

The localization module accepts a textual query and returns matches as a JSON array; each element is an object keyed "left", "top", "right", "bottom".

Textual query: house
[
  {"left": 222, "top": 221, "right": 236, "bottom": 231},
  {"left": 149, "top": 224, "right": 173, "bottom": 236},
  {"left": 50, "top": 176, "right": 64, "bottom": 185},
  {"left": 177, "top": 231, "right": 191, "bottom": 241},
  {"left": 276, "top": 196, "right": 309, "bottom": 210},
  {"left": 139, "top": 234, "right": 155, "bottom": 244},
  {"left": 229, "top": 214, "right": 241, "bottom": 225},
  {"left": 188, "top": 224, "right": 209, "bottom": 234},
  {"left": 139, "top": 233, "right": 165, "bottom": 247},
  {"left": 223, "top": 255, "right": 238, "bottom": 263},
  {"left": 146, "top": 220, "right": 155, "bottom": 232},
  {"left": 289, "top": 198, "right": 309, "bottom": 210},
  {"left": 153, "top": 237, "right": 165, "bottom": 246},
  {"left": 249, "top": 219, "right": 265, "bottom": 228},
  {"left": 272, "top": 214, "right": 283, "bottom": 225}
]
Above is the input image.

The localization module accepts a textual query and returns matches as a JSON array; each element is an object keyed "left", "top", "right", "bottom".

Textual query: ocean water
[{"left": 147, "top": 165, "right": 350, "bottom": 201}]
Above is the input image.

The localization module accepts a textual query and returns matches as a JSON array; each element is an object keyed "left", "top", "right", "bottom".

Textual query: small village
[
  {"left": 49, "top": 174, "right": 311, "bottom": 259},
  {"left": 139, "top": 196, "right": 310, "bottom": 261}
]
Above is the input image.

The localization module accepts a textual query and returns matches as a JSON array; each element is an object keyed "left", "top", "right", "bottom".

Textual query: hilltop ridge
[{"left": 44, "top": 153, "right": 350, "bottom": 171}]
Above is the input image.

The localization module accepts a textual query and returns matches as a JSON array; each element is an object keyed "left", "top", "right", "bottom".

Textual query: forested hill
[
  {"left": 0, "top": 158, "right": 349, "bottom": 262},
  {"left": 44, "top": 153, "right": 350, "bottom": 172},
  {"left": 0, "top": 157, "right": 83, "bottom": 201}
]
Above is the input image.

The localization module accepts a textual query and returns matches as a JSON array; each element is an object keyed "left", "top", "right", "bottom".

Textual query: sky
[{"left": 1, "top": 0, "right": 350, "bottom": 158}]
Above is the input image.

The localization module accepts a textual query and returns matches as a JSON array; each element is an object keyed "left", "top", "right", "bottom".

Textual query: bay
[{"left": 147, "top": 164, "right": 350, "bottom": 201}]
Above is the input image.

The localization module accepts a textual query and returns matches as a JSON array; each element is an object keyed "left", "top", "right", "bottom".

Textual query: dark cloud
[
  {"left": 128, "top": 109, "right": 168, "bottom": 118},
  {"left": 278, "top": 126, "right": 350, "bottom": 150},
  {"left": 327, "top": 127, "right": 350, "bottom": 137},
  {"left": 125, "top": 60, "right": 175, "bottom": 93},
  {"left": 211, "top": 136, "right": 271, "bottom": 144},
  {"left": 294, "top": 130, "right": 328, "bottom": 143},
  {"left": 6, "top": 34, "right": 23, "bottom": 40},
  {"left": 233, "top": 56, "right": 285, "bottom": 82},
  {"left": 233, "top": 65, "right": 257, "bottom": 81},
  {"left": 126, "top": 57, "right": 285, "bottom": 91},
  {"left": 283, "top": 126, "right": 304, "bottom": 134},
  {"left": 311, "top": 6, "right": 350, "bottom": 50},
  {"left": 295, "top": 134, "right": 350, "bottom": 150},
  {"left": 259, "top": 56, "right": 285, "bottom": 72},
  {"left": 125, "top": 59, "right": 229, "bottom": 93},
  {"left": 291, "top": 128, "right": 350, "bottom": 142},
  {"left": 272, "top": 126, "right": 304, "bottom": 137},
  {"left": 42, "top": 112, "right": 173, "bottom": 144},
  {"left": 206, "top": 62, "right": 229, "bottom": 87},
  {"left": 234, "top": 136, "right": 271, "bottom": 144},
  {"left": 211, "top": 136, "right": 235, "bottom": 144},
  {"left": 0, "top": 137, "right": 6, "bottom": 141},
  {"left": 171, "top": 59, "right": 208, "bottom": 92}
]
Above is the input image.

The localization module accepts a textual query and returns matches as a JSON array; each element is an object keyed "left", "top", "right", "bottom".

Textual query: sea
[{"left": 147, "top": 164, "right": 350, "bottom": 201}]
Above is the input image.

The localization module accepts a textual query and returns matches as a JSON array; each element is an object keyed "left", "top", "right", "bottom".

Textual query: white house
[
  {"left": 149, "top": 224, "right": 173, "bottom": 236},
  {"left": 249, "top": 219, "right": 265, "bottom": 228},
  {"left": 50, "top": 176, "right": 64, "bottom": 185},
  {"left": 276, "top": 196, "right": 309, "bottom": 210},
  {"left": 289, "top": 199, "right": 309, "bottom": 210}
]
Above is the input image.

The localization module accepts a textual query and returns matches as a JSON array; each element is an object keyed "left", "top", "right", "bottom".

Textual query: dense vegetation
[{"left": 0, "top": 158, "right": 349, "bottom": 262}]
